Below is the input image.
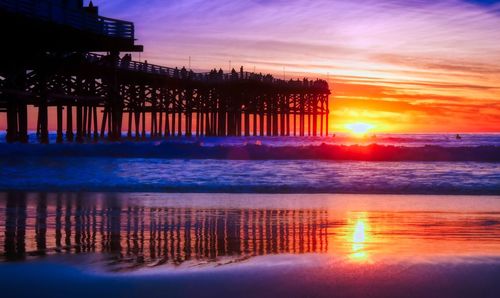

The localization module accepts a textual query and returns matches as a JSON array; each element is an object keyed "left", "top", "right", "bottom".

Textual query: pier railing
[
  {"left": 84, "top": 53, "right": 329, "bottom": 88},
  {"left": 0, "top": 0, "right": 135, "bottom": 40}
]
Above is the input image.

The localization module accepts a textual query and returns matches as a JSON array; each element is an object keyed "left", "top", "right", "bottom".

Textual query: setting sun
[{"left": 345, "top": 123, "right": 375, "bottom": 136}]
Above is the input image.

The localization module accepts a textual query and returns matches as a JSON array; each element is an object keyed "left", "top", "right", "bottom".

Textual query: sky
[
  {"left": 92, "top": 0, "right": 500, "bottom": 133},
  {"left": 3, "top": 0, "right": 500, "bottom": 133}
]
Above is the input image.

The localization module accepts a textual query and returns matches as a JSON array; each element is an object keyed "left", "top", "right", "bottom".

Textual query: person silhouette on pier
[
  {"left": 209, "top": 69, "right": 217, "bottom": 80},
  {"left": 121, "top": 54, "right": 131, "bottom": 68},
  {"left": 231, "top": 68, "right": 238, "bottom": 80},
  {"left": 110, "top": 51, "right": 120, "bottom": 66},
  {"left": 181, "top": 67, "right": 187, "bottom": 79}
]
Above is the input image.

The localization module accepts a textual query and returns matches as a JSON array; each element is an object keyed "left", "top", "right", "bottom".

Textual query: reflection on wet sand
[
  {"left": 1, "top": 193, "right": 331, "bottom": 270},
  {"left": 1, "top": 193, "right": 500, "bottom": 271},
  {"left": 348, "top": 215, "right": 369, "bottom": 262}
]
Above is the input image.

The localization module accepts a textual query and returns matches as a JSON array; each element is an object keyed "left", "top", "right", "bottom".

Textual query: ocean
[
  {"left": 1, "top": 133, "right": 500, "bottom": 194},
  {"left": 0, "top": 133, "right": 499, "bottom": 297}
]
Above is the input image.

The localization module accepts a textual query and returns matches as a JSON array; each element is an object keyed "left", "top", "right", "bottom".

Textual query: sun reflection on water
[{"left": 349, "top": 215, "right": 371, "bottom": 262}]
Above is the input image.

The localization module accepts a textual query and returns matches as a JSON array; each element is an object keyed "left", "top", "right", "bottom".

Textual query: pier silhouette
[{"left": 0, "top": 0, "right": 331, "bottom": 143}]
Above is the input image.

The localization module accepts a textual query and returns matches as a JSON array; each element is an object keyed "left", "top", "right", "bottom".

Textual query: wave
[
  {"left": 3, "top": 132, "right": 500, "bottom": 148},
  {"left": 1, "top": 142, "right": 500, "bottom": 161},
  {"left": 4, "top": 183, "right": 500, "bottom": 195}
]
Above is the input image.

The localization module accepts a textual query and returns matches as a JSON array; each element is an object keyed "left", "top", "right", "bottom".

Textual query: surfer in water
[{"left": 456, "top": 134, "right": 462, "bottom": 140}]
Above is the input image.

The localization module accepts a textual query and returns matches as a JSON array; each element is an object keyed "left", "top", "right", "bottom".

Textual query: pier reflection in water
[
  {"left": 1, "top": 193, "right": 500, "bottom": 271},
  {"left": 0, "top": 193, "right": 330, "bottom": 269}
]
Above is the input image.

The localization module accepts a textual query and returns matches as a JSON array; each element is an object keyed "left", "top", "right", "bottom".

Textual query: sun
[{"left": 345, "top": 122, "right": 375, "bottom": 136}]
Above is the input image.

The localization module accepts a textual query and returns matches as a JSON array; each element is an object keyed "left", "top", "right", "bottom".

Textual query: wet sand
[{"left": 0, "top": 193, "right": 499, "bottom": 297}]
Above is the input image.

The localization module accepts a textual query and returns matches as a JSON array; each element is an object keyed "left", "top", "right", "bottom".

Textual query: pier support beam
[
  {"left": 56, "top": 105, "right": 63, "bottom": 143},
  {"left": 325, "top": 96, "right": 329, "bottom": 137},
  {"left": 38, "top": 100, "right": 49, "bottom": 144},
  {"left": 66, "top": 104, "right": 74, "bottom": 141},
  {"left": 18, "top": 102, "right": 28, "bottom": 143},
  {"left": 6, "top": 100, "right": 18, "bottom": 143},
  {"left": 93, "top": 106, "right": 98, "bottom": 140},
  {"left": 76, "top": 104, "right": 83, "bottom": 143}
]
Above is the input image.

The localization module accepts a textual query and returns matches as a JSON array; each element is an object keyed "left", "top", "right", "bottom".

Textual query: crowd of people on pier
[{"left": 80, "top": 52, "right": 329, "bottom": 89}]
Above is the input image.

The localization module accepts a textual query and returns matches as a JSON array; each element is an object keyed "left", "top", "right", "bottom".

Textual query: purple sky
[{"left": 90, "top": 1, "right": 500, "bottom": 132}]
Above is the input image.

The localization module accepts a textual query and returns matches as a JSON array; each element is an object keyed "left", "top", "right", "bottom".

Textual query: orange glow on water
[{"left": 349, "top": 216, "right": 370, "bottom": 262}]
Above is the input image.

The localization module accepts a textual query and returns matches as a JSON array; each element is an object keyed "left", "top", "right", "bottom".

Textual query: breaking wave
[
  {"left": 2, "top": 134, "right": 500, "bottom": 194},
  {"left": 1, "top": 142, "right": 500, "bottom": 161}
]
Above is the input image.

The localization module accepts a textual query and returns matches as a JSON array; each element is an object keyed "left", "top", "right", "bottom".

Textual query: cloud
[{"left": 90, "top": 1, "right": 500, "bottom": 131}]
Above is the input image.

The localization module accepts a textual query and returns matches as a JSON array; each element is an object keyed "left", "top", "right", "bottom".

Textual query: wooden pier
[{"left": 0, "top": 0, "right": 331, "bottom": 143}]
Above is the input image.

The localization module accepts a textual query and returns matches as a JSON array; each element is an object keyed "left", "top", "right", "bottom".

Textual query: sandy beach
[{"left": 1, "top": 193, "right": 499, "bottom": 298}]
